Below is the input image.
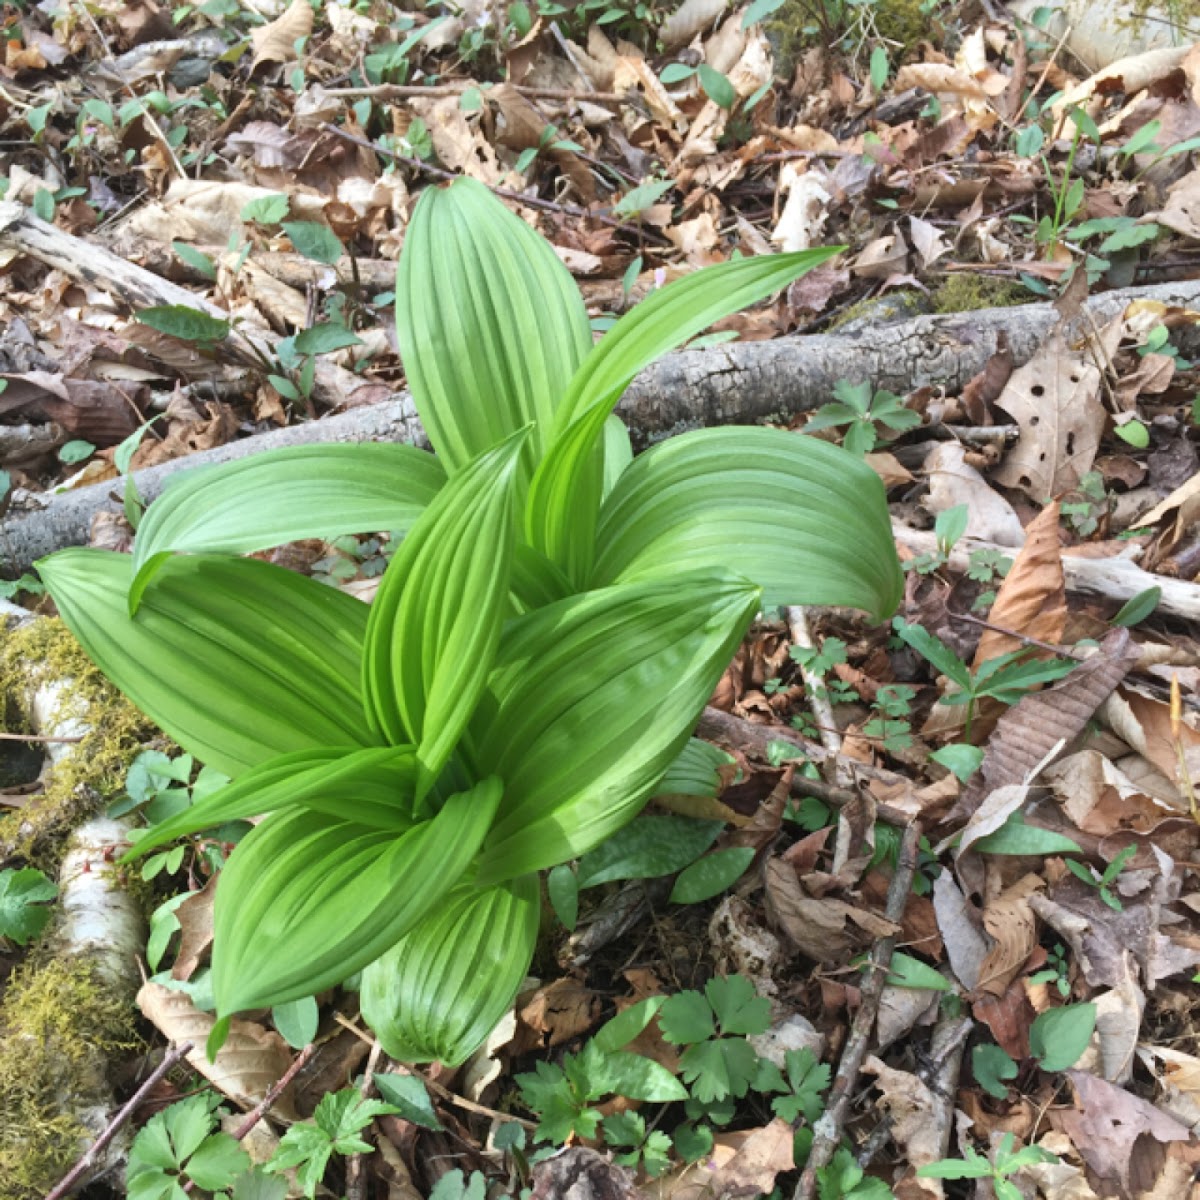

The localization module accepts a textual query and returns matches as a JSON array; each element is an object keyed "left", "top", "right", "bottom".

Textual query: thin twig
[
  {"left": 332, "top": 1013, "right": 538, "bottom": 1129},
  {"left": 228, "top": 1043, "right": 316, "bottom": 1140},
  {"left": 47, "top": 1041, "right": 194, "bottom": 1200},
  {"left": 319, "top": 123, "right": 672, "bottom": 245},
  {"left": 321, "top": 81, "right": 627, "bottom": 104},
  {"left": 949, "top": 610, "right": 1088, "bottom": 661},
  {"left": 345, "top": 1038, "right": 384, "bottom": 1200},
  {"left": 793, "top": 822, "right": 922, "bottom": 1200},
  {"left": 786, "top": 606, "right": 851, "bottom": 788}
]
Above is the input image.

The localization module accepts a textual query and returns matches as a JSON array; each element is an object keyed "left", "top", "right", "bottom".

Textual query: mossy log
[{"left": 0, "top": 605, "right": 148, "bottom": 1199}]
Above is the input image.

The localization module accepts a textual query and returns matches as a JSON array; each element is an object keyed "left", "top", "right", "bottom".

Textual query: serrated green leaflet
[
  {"left": 363, "top": 433, "right": 524, "bottom": 794},
  {"left": 473, "top": 571, "right": 760, "bottom": 884},
  {"left": 38, "top": 549, "right": 379, "bottom": 777},
  {"left": 129, "top": 444, "right": 444, "bottom": 612},
  {"left": 593, "top": 427, "right": 902, "bottom": 616},
  {"left": 396, "top": 177, "right": 591, "bottom": 486},
  {"left": 213, "top": 776, "right": 502, "bottom": 1012},
  {"left": 526, "top": 247, "right": 844, "bottom": 584},
  {"left": 361, "top": 873, "right": 539, "bottom": 1065}
]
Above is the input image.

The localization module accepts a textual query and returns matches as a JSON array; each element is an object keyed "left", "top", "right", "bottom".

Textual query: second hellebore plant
[{"left": 39, "top": 178, "right": 903, "bottom": 1064}]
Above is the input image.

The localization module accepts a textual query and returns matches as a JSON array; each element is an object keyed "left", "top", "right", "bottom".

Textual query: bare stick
[
  {"left": 0, "top": 730, "right": 84, "bottom": 743},
  {"left": 46, "top": 1041, "right": 194, "bottom": 1200},
  {"left": 786, "top": 606, "right": 850, "bottom": 787},
  {"left": 344, "top": 1038, "right": 384, "bottom": 1200},
  {"left": 793, "top": 822, "right": 922, "bottom": 1200},
  {"left": 228, "top": 1043, "right": 317, "bottom": 1141}
]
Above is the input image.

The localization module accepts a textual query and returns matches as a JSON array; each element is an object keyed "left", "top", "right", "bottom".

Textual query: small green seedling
[
  {"left": 1029, "top": 942, "right": 1071, "bottom": 998},
  {"left": 265, "top": 1089, "right": 401, "bottom": 1198},
  {"left": 816, "top": 1147, "right": 895, "bottom": 1199},
  {"left": 918, "top": 1132, "right": 1060, "bottom": 1200},
  {"left": 1065, "top": 844, "right": 1137, "bottom": 910},
  {"left": 126, "top": 1092, "right": 256, "bottom": 1200},
  {"left": 806, "top": 380, "right": 921, "bottom": 456},
  {"left": 893, "top": 619, "right": 1076, "bottom": 738}
]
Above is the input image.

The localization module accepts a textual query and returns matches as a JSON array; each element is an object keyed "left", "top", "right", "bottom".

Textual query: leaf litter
[{"left": 4, "top": 0, "right": 1200, "bottom": 1197}]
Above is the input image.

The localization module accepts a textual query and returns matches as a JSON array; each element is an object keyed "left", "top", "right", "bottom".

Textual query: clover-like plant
[{"left": 38, "top": 178, "right": 902, "bottom": 1064}]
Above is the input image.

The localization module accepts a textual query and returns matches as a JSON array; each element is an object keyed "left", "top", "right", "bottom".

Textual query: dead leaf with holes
[
  {"left": 992, "top": 331, "right": 1104, "bottom": 498},
  {"left": 250, "top": 0, "right": 312, "bottom": 70}
]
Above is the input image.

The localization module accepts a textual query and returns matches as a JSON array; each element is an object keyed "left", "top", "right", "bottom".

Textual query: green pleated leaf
[
  {"left": 125, "top": 746, "right": 422, "bottom": 861},
  {"left": 361, "top": 873, "right": 539, "bottom": 1065},
  {"left": 654, "top": 737, "right": 733, "bottom": 800},
  {"left": 396, "top": 177, "right": 591, "bottom": 486},
  {"left": 473, "top": 571, "right": 760, "bottom": 885},
  {"left": 592, "top": 427, "right": 902, "bottom": 618},
  {"left": 602, "top": 413, "right": 633, "bottom": 500},
  {"left": 38, "top": 549, "right": 380, "bottom": 778},
  {"left": 363, "top": 433, "right": 524, "bottom": 793},
  {"left": 525, "top": 248, "right": 843, "bottom": 584},
  {"left": 213, "top": 776, "right": 502, "bottom": 1013},
  {"left": 129, "top": 444, "right": 445, "bottom": 613}
]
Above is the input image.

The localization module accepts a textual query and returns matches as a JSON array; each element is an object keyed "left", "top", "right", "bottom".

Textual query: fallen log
[{"left": 4, "top": 209, "right": 1200, "bottom": 579}]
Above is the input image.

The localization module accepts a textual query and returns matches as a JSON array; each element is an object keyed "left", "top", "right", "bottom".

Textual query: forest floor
[{"left": 3, "top": 0, "right": 1200, "bottom": 1198}]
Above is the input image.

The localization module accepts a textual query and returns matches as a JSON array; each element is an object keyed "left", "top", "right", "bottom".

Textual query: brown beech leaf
[
  {"left": 978, "top": 873, "right": 1044, "bottom": 996},
  {"left": 957, "top": 628, "right": 1140, "bottom": 817},
  {"left": 993, "top": 331, "right": 1104, "bottom": 498},
  {"left": 518, "top": 977, "right": 600, "bottom": 1049},
  {"left": 171, "top": 875, "right": 216, "bottom": 982},
  {"left": 137, "top": 981, "right": 299, "bottom": 1115},
  {"left": 250, "top": 0, "right": 313, "bottom": 71},
  {"left": 972, "top": 502, "right": 1066, "bottom": 667}
]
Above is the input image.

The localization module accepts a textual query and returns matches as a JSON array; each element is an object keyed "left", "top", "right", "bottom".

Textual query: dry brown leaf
[
  {"left": 650, "top": 1122, "right": 793, "bottom": 1200},
  {"left": 532, "top": 1147, "right": 641, "bottom": 1200},
  {"left": 972, "top": 501, "right": 1066, "bottom": 667},
  {"left": 861, "top": 1057, "right": 945, "bottom": 1172},
  {"left": 518, "top": 977, "right": 600, "bottom": 1048},
  {"left": 993, "top": 331, "right": 1104, "bottom": 498},
  {"left": 893, "top": 62, "right": 987, "bottom": 98},
  {"left": 1077, "top": 976, "right": 1144, "bottom": 1083},
  {"left": 763, "top": 857, "right": 898, "bottom": 963},
  {"left": 979, "top": 873, "right": 1045, "bottom": 996},
  {"left": 853, "top": 230, "right": 908, "bottom": 279},
  {"left": 959, "top": 628, "right": 1140, "bottom": 816},
  {"left": 771, "top": 165, "right": 831, "bottom": 252},
  {"left": 1055, "top": 1071, "right": 1191, "bottom": 1198},
  {"left": 909, "top": 215, "right": 949, "bottom": 268},
  {"left": 865, "top": 451, "right": 914, "bottom": 487},
  {"left": 137, "top": 981, "right": 299, "bottom": 1115},
  {"left": 659, "top": 0, "right": 726, "bottom": 47},
  {"left": 1137, "top": 1044, "right": 1200, "bottom": 1131},
  {"left": 171, "top": 875, "right": 216, "bottom": 982},
  {"left": 250, "top": 0, "right": 312, "bottom": 70},
  {"left": 931, "top": 868, "right": 988, "bottom": 988},
  {"left": 612, "top": 55, "right": 685, "bottom": 129},
  {"left": 1050, "top": 45, "right": 1191, "bottom": 122},
  {"left": 925, "top": 441, "right": 1024, "bottom": 546}
]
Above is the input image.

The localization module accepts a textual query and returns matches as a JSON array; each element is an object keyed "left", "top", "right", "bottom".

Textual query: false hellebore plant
[{"left": 38, "top": 178, "right": 902, "bottom": 1065}]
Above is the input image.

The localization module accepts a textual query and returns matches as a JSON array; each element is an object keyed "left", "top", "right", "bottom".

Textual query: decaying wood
[
  {"left": 894, "top": 524, "right": 1200, "bottom": 622},
  {"left": 0, "top": 603, "right": 147, "bottom": 1193},
  {"left": 0, "top": 397, "right": 425, "bottom": 576}
]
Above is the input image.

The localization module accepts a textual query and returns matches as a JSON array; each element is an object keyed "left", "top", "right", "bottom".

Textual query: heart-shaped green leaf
[
  {"left": 361, "top": 873, "right": 539, "bottom": 1065},
  {"left": 39, "top": 549, "right": 380, "bottom": 777},
  {"left": 212, "top": 776, "right": 502, "bottom": 1013}
]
